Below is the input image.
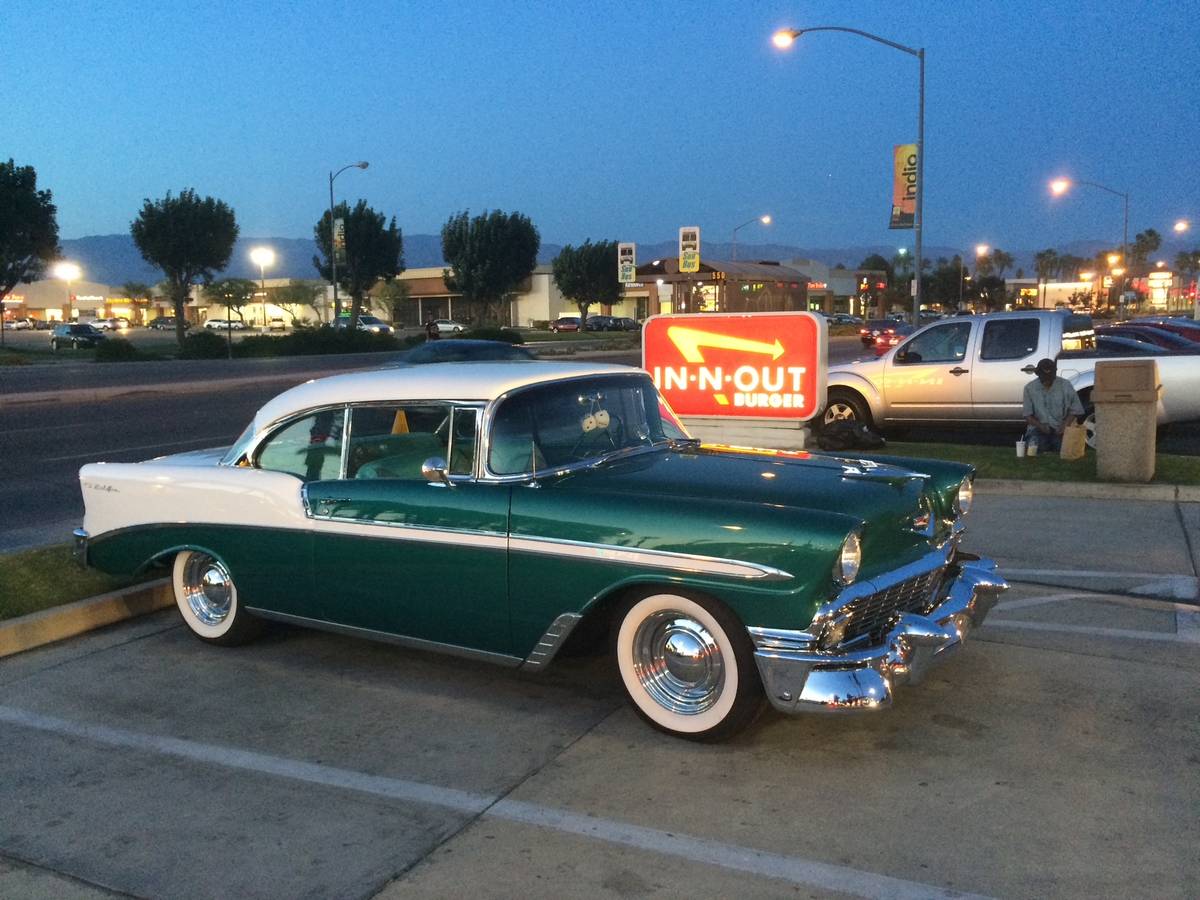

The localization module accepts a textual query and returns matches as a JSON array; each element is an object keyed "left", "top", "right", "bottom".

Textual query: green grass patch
[
  {"left": 880, "top": 441, "right": 1200, "bottom": 484},
  {"left": 0, "top": 545, "right": 157, "bottom": 622},
  {"left": 525, "top": 330, "right": 640, "bottom": 343}
]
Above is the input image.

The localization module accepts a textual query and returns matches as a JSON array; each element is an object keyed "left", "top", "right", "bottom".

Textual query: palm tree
[
  {"left": 991, "top": 249, "right": 1014, "bottom": 279},
  {"left": 1033, "top": 249, "right": 1059, "bottom": 306}
]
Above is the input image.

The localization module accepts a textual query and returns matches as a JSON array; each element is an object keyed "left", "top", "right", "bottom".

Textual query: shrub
[
  {"left": 530, "top": 320, "right": 550, "bottom": 331},
  {"left": 94, "top": 337, "right": 140, "bottom": 362},
  {"left": 235, "top": 335, "right": 285, "bottom": 358},
  {"left": 464, "top": 327, "right": 524, "bottom": 345},
  {"left": 178, "top": 330, "right": 230, "bottom": 359}
]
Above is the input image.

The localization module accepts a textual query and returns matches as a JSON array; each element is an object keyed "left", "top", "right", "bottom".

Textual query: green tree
[
  {"left": 891, "top": 251, "right": 913, "bottom": 278},
  {"left": 1130, "top": 228, "right": 1162, "bottom": 266},
  {"left": 313, "top": 200, "right": 404, "bottom": 325},
  {"left": 991, "top": 249, "right": 1014, "bottom": 279},
  {"left": 375, "top": 279, "right": 411, "bottom": 324},
  {"left": 974, "top": 253, "right": 995, "bottom": 279},
  {"left": 274, "top": 280, "right": 325, "bottom": 324},
  {"left": 0, "top": 159, "right": 60, "bottom": 340},
  {"left": 552, "top": 240, "right": 621, "bottom": 323},
  {"left": 131, "top": 189, "right": 238, "bottom": 345},
  {"left": 121, "top": 281, "right": 152, "bottom": 301},
  {"left": 441, "top": 209, "right": 540, "bottom": 325},
  {"left": 1174, "top": 250, "right": 1199, "bottom": 281},
  {"left": 858, "top": 253, "right": 893, "bottom": 281},
  {"left": 203, "top": 278, "right": 257, "bottom": 323},
  {"left": 1056, "top": 254, "right": 1086, "bottom": 281}
]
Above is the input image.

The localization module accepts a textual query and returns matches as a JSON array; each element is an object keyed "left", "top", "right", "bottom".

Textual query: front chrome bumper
[{"left": 750, "top": 555, "right": 1007, "bottom": 714}]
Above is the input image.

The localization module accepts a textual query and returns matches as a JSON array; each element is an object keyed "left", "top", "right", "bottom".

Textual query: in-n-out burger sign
[{"left": 642, "top": 312, "right": 827, "bottom": 420}]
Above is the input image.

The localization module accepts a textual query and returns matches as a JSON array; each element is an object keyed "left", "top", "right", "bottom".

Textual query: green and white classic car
[{"left": 75, "top": 361, "right": 1007, "bottom": 740}]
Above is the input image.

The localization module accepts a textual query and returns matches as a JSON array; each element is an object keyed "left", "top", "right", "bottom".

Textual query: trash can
[{"left": 1092, "top": 359, "right": 1159, "bottom": 482}]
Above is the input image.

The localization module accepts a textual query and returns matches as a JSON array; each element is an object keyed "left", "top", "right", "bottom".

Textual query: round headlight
[
  {"left": 835, "top": 532, "right": 862, "bottom": 586},
  {"left": 956, "top": 476, "right": 974, "bottom": 516}
]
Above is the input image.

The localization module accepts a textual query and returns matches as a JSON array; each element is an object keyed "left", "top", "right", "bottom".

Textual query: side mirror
[{"left": 421, "top": 457, "right": 451, "bottom": 485}]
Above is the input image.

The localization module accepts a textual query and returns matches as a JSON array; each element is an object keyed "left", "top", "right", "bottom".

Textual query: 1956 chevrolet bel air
[{"left": 75, "top": 361, "right": 1006, "bottom": 740}]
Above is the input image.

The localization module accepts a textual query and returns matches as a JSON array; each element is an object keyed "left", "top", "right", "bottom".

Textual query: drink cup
[
  {"left": 1027, "top": 440, "right": 1038, "bottom": 457},
  {"left": 1015, "top": 440, "right": 1026, "bottom": 458}
]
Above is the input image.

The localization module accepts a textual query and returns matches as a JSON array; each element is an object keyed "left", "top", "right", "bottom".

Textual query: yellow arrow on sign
[{"left": 666, "top": 326, "right": 784, "bottom": 363}]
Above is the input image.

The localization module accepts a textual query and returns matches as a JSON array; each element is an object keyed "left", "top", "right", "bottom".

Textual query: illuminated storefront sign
[{"left": 642, "top": 312, "right": 827, "bottom": 421}]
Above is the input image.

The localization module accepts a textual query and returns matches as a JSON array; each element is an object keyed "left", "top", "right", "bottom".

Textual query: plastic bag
[{"left": 1060, "top": 423, "right": 1086, "bottom": 460}]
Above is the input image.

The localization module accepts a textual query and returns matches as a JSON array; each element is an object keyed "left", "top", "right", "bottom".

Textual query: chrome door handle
[
  {"left": 949, "top": 367, "right": 969, "bottom": 376},
  {"left": 1020, "top": 365, "right": 1037, "bottom": 373}
]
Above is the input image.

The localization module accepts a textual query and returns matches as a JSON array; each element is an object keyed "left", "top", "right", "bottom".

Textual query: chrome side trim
[
  {"left": 520, "top": 613, "right": 583, "bottom": 672},
  {"left": 244, "top": 608, "right": 524, "bottom": 668},
  {"left": 308, "top": 516, "right": 510, "bottom": 551},
  {"left": 747, "top": 626, "right": 817, "bottom": 653},
  {"left": 508, "top": 534, "right": 794, "bottom": 581}
]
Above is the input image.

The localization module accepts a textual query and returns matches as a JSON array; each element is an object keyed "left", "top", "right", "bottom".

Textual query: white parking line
[
  {"left": 984, "top": 620, "right": 1194, "bottom": 643},
  {"left": 0, "top": 704, "right": 991, "bottom": 900},
  {"left": 995, "top": 592, "right": 1088, "bottom": 612}
]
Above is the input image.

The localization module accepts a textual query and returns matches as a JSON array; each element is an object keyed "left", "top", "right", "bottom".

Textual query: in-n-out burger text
[{"left": 652, "top": 365, "right": 808, "bottom": 408}]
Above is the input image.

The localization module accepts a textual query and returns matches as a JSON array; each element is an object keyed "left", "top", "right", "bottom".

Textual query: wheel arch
[{"left": 824, "top": 372, "right": 884, "bottom": 421}]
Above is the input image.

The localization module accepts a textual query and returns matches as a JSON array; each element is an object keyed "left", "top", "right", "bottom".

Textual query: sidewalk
[{"left": 962, "top": 490, "right": 1199, "bottom": 601}]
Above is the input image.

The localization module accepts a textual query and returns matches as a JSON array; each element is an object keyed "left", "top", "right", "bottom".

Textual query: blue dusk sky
[{"left": 7, "top": 0, "right": 1198, "bottom": 255}]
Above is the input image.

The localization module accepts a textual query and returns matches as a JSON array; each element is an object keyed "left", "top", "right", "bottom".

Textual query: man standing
[{"left": 1023, "top": 358, "right": 1084, "bottom": 453}]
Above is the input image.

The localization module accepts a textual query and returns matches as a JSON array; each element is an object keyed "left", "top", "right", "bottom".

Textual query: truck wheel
[{"left": 821, "top": 390, "right": 872, "bottom": 430}]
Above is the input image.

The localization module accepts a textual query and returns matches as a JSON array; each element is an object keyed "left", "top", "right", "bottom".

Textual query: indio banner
[
  {"left": 642, "top": 312, "right": 827, "bottom": 421},
  {"left": 890, "top": 143, "right": 918, "bottom": 230}
]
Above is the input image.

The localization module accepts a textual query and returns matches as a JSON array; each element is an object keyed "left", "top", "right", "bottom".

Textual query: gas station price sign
[{"left": 642, "top": 312, "right": 827, "bottom": 421}]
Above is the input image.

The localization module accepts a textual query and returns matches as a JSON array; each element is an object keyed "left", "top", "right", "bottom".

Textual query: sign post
[
  {"left": 679, "top": 227, "right": 700, "bottom": 273},
  {"left": 618, "top": 242, "right": 637, "bottom": 284}
]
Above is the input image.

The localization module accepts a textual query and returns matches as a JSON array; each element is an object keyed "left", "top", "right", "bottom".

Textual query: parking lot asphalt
[{"left": 1, "top": 579, "right": 1197, "bottom": 900}]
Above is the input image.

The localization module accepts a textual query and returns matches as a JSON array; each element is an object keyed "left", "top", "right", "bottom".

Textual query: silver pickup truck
[{"left": 822, "top": 310, "right": 1200, "bottom": 441}]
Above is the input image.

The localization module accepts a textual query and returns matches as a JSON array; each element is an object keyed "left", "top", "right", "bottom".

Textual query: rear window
[
  {"left": 980, "top": 318, "right": 1039, "bottom": 360},
  {"left": 1061, "top": 314, "right": 1095, "bottom": 352}
]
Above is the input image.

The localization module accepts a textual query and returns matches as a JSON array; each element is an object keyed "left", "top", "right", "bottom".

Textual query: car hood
[
  {"left": 831, "top": 354, "right": 885, "bottom": 373},
  {"left": 549, "top": 445, "right": 948, "bottom": 573}
]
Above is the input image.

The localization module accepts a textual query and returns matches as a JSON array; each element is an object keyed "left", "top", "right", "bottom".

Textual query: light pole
[
  {"left": 250, "top": 246, "right": 275, "bottom": 330},
  {"left": 774, "top": 26, "right": 924, "bottom": 324},
  {"left": 731, "top": 214, "right": 771, "bottom": 262},
  {"left": 53, "top": 261, "right": 82, "bottom": 323},
  {"left": 1050, "top": 177, "right": 1129, "bottom": 315},
  {"left": 328, "top": 161, "right": 369, "bottom": 323}
]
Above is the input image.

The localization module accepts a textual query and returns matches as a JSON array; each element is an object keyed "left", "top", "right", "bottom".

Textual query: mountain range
[{"left": 60, "top": 234, "right": 1118, "bottom": 286}]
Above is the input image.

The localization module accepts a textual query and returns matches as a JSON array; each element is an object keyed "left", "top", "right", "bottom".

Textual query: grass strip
[
  {"left": 0, "top": 545, "right": 156, "bottom": 622},
  {"left": 882, "top": 441, "right": 1200, "bottom": 484}
]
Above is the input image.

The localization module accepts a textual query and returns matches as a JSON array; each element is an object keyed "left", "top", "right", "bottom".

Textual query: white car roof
[{"left": 253, "top": 360, "right": 641, "bottom": 430}]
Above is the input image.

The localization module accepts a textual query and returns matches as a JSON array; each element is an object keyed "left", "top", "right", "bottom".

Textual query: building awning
[{"left": 636, "top": 258, "right": 810, "bottom": 284}]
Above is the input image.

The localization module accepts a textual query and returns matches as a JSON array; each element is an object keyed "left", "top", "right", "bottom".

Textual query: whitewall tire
[
  {"left": 172, "top": 550, "right": 261, "bottom": 646},
  {"left": 615, "top": 591, "right": 761, "bottom": 741}
]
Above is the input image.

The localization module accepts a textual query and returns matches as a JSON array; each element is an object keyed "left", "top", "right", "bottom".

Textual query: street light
[
  {"left": 774, "top": 26, "right": 925, "bottom": 324},
  {"left": 731, "top": 214, "right": 771, "bottom": 261},
  {"left": 1049, "top": 176, "right": 1129, "bottom": 314},
  {"left": 53, "top": 261, "right": 82, "bottom": 322},
  {"left": 250, "top": 246, "right": 275, "bottom": 330},
  {"left": 1174, "top": 219, "right": 1190, "bottom": 234},
  {"left": 328, "top": 161, "right": 369, "bottom": 322}
]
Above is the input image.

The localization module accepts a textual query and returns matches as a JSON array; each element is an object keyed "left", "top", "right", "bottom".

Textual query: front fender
[{"left": 826, "top": 369, "right": 885, "bottom": 420}]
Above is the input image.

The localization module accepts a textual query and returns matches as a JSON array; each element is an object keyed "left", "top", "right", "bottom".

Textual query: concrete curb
[
  {"left": 976, "top": 478, "right": 1200, "bottom": 503},
  {"left": 0, "top": 578, "right": 172, "bottom": 659}
]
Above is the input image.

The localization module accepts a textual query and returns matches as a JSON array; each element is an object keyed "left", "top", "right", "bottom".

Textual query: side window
[
  {"left": 980, "top": 319, "right": 1040, "bottom": 360},
  {"left": 448, "top": 408, "right": 478, "bottom": 476},
  {"left": 897, "top": 322, "right": 972, "bottom": 364},
  {"left": 256, "top": 410, "right": 345, "bottom": 482},
  {"left": 347, "top": 403, "right": 449, "bottom": 480}
]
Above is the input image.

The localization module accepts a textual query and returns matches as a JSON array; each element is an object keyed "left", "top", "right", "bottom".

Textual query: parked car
[
  {"left": 333, "top": 315, "right": 393, "bottom": 334},
  {"left": 74, "top": 361, "right": 1005, "bottom": 741},
  {"left": 614, "top": 317, "right": 641, "bottom": 331},
  {"left": 266, "top": 317, "right": 288, "bottom": 331},
  {"left": 431, "top": 318, "right": 465, "bottom": 335},
  {"left": 403, "top": 339, "right": 536, "bottom": 365},
  {"left": 585, "top": 315, "right": 617, "bottom": 332},
  {"left": 1125, "top": 317, "right": 1200, "bottom": 343},
  {"left": 550, "top": 316, "right": 581, "bottom": 333},
  {"left": 6, "top": 317, "right": 33, "bottom": 330},
  {"left": 149, "top": 316, "right": 185, "bottom": 330},
  {"left": 1095, "top": 324, "right": 1199, "bottom": 352},
  {"left": 824, "top": 310, "right": 1200, "bottom": 447},
  {"left": 829, "top": 313, "right": 863, "bottom": 326},
  {"left": 92, "top": 317, "right": 131, "bottom": 331},
  {"left": 50, "top": 323, "right": 106, "bottom": 350},
  {"left": 205, "top": 318, "right": 247, "bottom": 331}
]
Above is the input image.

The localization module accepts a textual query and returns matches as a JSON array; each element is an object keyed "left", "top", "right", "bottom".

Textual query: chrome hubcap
[
  {"left": 632, "top": 611, "right": 724, "bottom": 715},
  {"left": 824, "top": 402, "right": 856, "bottom": 425},
  {"left": 1084, "top": 413, "right": 1096, "bottom": 449},
  {"left": 181, "top": 554, "right": 233, "bottom": 626}
]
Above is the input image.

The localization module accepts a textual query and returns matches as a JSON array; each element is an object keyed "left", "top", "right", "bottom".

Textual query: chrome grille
[{"left": 841, "top": 568, "right": 944, "bottom": 646}]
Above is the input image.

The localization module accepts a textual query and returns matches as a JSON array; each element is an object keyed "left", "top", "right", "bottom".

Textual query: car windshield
[
  {"left": 69, "top": 324, "right": 96, "bottom": 334},
  {"left": 359, "top": 316, "right": 384, "bottom": 324},
  {"left": 487, "top": 374, "right": 673, "bottom": 475}
]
